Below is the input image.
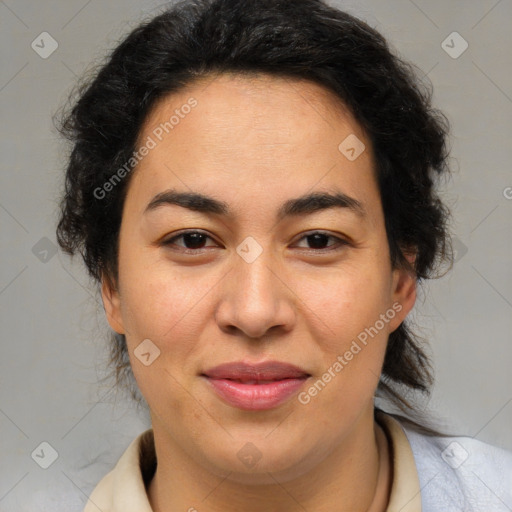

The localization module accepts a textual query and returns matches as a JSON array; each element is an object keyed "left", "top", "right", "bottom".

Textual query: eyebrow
[{"left": 144, "top": 188, "right": 366, "bottom": 221}]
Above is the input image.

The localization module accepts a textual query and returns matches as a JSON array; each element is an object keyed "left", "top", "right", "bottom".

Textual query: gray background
[{"left": 1, "top": 0, "right": 511, "bottom": 510}]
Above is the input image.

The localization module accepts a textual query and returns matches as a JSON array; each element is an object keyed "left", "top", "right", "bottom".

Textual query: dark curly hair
[{"left": 56, "top": 0, "right": 453, "bottom": 434}]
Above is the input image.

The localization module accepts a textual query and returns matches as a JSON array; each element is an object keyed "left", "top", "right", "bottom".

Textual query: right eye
[{"left": 161, "top": 230, "right": 220, "bottom": 253}]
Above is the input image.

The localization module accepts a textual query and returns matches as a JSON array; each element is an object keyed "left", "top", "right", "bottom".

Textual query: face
[{"left": 102, "top": 73, "right": 416, "bottom": 483}]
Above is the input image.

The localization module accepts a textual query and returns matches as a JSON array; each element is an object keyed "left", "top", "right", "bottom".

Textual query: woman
[{"left": 56, "top": 0, "right": 512, "bottom": 510}]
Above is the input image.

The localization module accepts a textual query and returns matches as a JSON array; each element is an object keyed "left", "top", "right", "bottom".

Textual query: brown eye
[
  {"left": 294, "top": 231, "right": 349, "bottom": 251},
  {"left": 162, "top": 230, "right": 218, "bottom": 251}
]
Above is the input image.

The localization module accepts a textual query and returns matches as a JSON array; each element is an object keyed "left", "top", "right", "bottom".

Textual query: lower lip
[{"left": 204, "top": 377, "right": 309, "bottom": 410}]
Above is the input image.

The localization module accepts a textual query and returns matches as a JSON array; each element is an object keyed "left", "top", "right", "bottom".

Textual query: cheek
[
  {"left": 294, "top": 264, "right": 392, "bottom": 356},
  {"left": 291, "top": 265, "right": 393, "bottom": 415},
  {"left": 295, "top": 271, "right": 391, "bottom": 424},
  {"left": 119, "top": 266, "right": 212, "bottom": 413},
  {"left": 119, "top": 260, "right": 217, "bottom": 359}
]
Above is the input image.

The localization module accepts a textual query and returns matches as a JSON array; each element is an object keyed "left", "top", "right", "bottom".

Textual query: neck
[{"left": 148, "top": 407, "right": 391, "bottom": 512}]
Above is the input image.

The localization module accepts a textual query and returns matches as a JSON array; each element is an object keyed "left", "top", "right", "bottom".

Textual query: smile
[{"left": 202, "top": 361, "right": 311, "bottom": 410}]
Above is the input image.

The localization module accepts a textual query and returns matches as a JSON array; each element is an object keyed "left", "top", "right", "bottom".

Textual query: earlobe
[{"left": 101, "top": 275, "right": 125, "bottom": 335}]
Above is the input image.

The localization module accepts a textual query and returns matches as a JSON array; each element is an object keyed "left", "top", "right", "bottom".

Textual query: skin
[{"left": 102, "top": 73, "right": 417, "bottom": 512}]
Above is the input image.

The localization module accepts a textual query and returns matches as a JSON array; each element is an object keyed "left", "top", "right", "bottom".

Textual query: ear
[
  {"left": 388, "top": 251, "right": 417, "bottom": 332},
  {"left": 101, "top": 274, "right": 125, "bottom": 335}
]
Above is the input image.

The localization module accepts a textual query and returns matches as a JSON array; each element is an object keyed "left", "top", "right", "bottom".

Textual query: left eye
[
  {"left": 294, "top": 232, "right": 347, "bottom": 250},
  {"left": 162, "top": 230, "right": 347, "bottom": 252}
]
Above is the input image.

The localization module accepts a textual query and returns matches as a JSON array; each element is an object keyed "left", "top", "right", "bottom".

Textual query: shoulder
[
  {"left": 83, "top": 469, "right": 115, "bottom": 512},
  {"left": 82, "top": 428, "right": 155, "bottom": 512},
  {"left": 398, "top": 418, "right": 512, "bottom": 512}
]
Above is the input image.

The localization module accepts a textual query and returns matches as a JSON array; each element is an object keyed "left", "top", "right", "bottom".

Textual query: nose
[{"left": 215, "top": 247, "right": 296, "bottom": 339}]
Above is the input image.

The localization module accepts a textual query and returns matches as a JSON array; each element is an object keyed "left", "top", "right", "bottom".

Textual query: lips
[
  {"left": 202, "top": 361, "right": 310, "bottom": 410},
  {"left": 202, "top": 361, "right": 309, "bottom": 381}
]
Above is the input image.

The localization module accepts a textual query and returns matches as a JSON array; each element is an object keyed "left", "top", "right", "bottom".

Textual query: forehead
[
  {"left": 143, "top": 72, "right": 357, "bottom": 133},
  {"left": 127, "top": 72, "right": 379, "bottom": 220}
]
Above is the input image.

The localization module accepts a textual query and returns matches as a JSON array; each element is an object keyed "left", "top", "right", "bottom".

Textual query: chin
[{"left": 197, "top": 439, "right": 325, "bottom": 485}]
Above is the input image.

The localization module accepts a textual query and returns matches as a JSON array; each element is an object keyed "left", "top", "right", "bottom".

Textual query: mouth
[{"left": 201, "top": 361, "right": 311, "bottom": 410}]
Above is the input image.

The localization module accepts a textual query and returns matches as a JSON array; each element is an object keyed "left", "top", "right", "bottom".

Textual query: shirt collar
[
  {"left": 376, "top": 410, "right": 422, "bottom": 511},
  {"left": 85, "top": 411, "right": 422, "bottom": 512}
]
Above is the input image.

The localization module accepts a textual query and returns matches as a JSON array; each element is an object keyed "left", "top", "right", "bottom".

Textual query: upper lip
[{"left": 202, "top": 361, "right": 310, "bottom": 381}]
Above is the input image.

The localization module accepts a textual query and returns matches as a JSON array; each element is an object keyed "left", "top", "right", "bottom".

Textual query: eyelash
[{"left": 161, "top": 230, "right": 350, "bottom": 254}]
